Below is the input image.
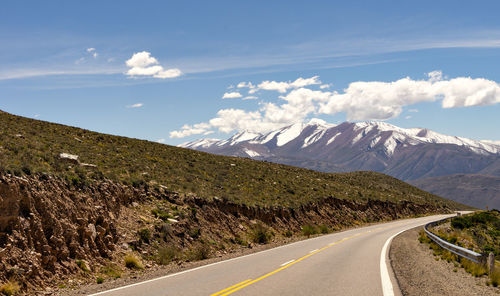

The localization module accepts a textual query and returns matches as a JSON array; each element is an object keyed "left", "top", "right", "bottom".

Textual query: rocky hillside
[{"left": 0, "top": 110, "right": 466, "bottom": 293}]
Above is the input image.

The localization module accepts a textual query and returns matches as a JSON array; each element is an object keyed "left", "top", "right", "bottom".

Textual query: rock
[
  {"left": 167, "top": 218, "right": 178, "bottom": 223},
  {"left": 59, "top": 153, "right": 79, "bottom": 164},
  {"left": 87, "top": 224, "right": 97, "bottom": 241}
]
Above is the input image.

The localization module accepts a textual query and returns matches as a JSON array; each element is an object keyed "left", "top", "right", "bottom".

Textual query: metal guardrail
[{"left": 424, "top": 216, "right": 485, "bottom": 264}]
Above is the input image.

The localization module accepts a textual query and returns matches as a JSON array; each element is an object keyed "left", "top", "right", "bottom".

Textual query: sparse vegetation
[
  {"left": 137, "top": 228, "right": 151, "bottom": 243},
  {"left": 96, "top": 277, "right": 104, "bottom": 284},
  {"left": 186, "top": 244, "right": 211, "bottom": 261},
  {"left": 301, "top": 224, "right": 318, "bottom": 237},
  {"left": 420, "top": 211, "right": 500, "bottom": 287},
  {"left": 0, "top": 281, "right": 20, "bottom": 296},
  {"left": 157, "top": 246, "right": 180, "bottom": 265},
  {"left": 100, "top": 264, "right": 121, "bottom": 279},
  {"left": 251, "top": 223, "right": 273, "bottom": 244},
  {"left": 75, "top": 259, "right": 90, "bottom": 273},
  {"left": 0, "top": 110, "right": 466, "bottom": 209},
  {"left": 124, "top": 254, "right": 143, "bottom": 269}
]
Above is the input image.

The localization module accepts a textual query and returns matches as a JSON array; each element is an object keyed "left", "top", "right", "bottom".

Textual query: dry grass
[
  {"left": 0, "top": 281, "right": 20, "bottom": 296},
  {"left": 124, "top": 254, "right": 143, "bottom": 270}
]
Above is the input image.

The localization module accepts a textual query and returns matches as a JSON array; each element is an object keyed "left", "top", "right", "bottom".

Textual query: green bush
[
  {"left": 301, "top": 224, "right": 318, "bottom": 237},
  {"left": 157, "top": 246, "right": 180, "bottom": 265},
  {"left": 137, "top": 228, "right": 151, "bottom": 243},
  {"left": 76, "top": 259, "right": 90, "bottom": 273},
  {"left": 186, "top": 244, "right": 211, "bottom": 261},
  {"left": 96, "top": 277, "right": 104, "bottom": 284},
  {"left": 251, "top": 224, "right": 273, "bottom": 244}
]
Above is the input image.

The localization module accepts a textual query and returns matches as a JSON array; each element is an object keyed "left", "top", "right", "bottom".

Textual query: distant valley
[{"left": 181, "top": 120, "right": 500, "bottom": 209}]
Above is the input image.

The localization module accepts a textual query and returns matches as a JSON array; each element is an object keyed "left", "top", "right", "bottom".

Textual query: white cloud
[
  {"left": 93, "top": 52, "right": 98, "bottom": 58},
  {"left": 405, "top": 115, "right": 412, "bottom": 119},
  {"left": 34, "top": 114, "right": 40, "bottom": 118},
  {"left": 222, "top": 92, "right": 243, "bottom": 99},
  {"left": 125, "top": 51, "right": 182, "bottom": 79},
  {"left": 171, "top": 72, "right": 500, "bottom": 138},
  {"left": 319, "top": 71, "right": 500, "bottom": 120},
  {"left": 157, "top": 138, "right": 166, "bottom": 143},
  {"left": 257, "top": 76, "right": 321, "bottom": 93},
  {"left": 170, "top": 123, "right": 211, "bottom": 138},
  {"left": 87, "top": 48, "right": 95, "bottom": 53},
  {"left": 126, "top": 103, "right": 143, "bottom": 108},
  {"left": 320, "top": 84, "right": 332, "bottom": 89},
  {"left": 242, "top": 96, "right": 258, "bottom": 100}
]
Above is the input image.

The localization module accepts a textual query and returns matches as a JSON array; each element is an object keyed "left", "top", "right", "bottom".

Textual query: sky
[{"left": 1, "top": 0, "right": 500, "bottom": 145}]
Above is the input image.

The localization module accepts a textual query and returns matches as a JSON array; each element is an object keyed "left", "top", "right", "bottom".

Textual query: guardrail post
[{"left": 489, "top": 252, "right": 495, "bottom": 275}]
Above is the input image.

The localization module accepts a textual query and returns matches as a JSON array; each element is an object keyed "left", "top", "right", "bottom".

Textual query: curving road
[{"left": 89, "top": 214, "right": 454, "bottom": 296}]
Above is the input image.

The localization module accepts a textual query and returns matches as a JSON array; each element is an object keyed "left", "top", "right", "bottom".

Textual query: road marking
[
  {"left": 213, "top": 232, "right": 365, "bottom": 296},
  {"left": 280, "top": 259, "right": 295, "bottom": 266},
  {"left": 210, "top": 279, "right": 251, "bottom": 296}
]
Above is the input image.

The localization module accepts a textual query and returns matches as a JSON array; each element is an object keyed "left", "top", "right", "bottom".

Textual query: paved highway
[{"left": 90, "top": 214, "right": 454, "bottom": 296}]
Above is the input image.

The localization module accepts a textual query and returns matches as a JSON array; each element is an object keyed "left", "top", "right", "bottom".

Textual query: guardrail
[{"left": 424, "top": 217, "right": 485, "bottom": 264}]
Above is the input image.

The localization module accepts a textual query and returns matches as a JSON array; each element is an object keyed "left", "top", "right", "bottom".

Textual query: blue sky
[{"left": 1, "top": 0, "right": 500, "bottom": 145}]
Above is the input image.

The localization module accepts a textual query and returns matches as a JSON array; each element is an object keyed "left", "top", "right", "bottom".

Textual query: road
[{"left": 90, "top": 214, "right": 454, "bottom": 296}]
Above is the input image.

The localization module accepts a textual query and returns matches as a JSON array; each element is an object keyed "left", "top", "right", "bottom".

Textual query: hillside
[
  {"left": 410, "top": 174, "right": 500, "bottom": 210},
  {"left": 0, "top": 110, "right": 467, "bottom": 293},
  {"left": 0, "top": 110, "right": 461, "bottom": 208}
]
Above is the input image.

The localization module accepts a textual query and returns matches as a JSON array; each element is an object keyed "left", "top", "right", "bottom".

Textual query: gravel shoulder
[{"left": 390, "top": 227, "right": 499, "bottom": 296}]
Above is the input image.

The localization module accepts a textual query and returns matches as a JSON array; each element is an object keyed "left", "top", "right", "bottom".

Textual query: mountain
[
  {"left": 180, "top": 120, "right": 500, "bottom": 208},
  {"left": 0, "top": 110, "right": 465, "bottom": 293}
]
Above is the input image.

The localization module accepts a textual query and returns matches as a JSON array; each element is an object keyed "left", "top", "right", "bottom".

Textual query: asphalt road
[{"left": 90, "top": 214, "right": 454, "bottom": 296}]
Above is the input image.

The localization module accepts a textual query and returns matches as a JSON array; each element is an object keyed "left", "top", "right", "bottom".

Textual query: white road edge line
[
  {"left": 380, "top": 228, "right": 408, "bottom": 296},
  {"left": 280, "top": 259, "right": 295, "bottom": 266}
]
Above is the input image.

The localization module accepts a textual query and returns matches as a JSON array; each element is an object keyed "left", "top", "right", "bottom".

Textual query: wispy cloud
[{"left": 126, "top": 103, "right": 143, "bottom": 108}]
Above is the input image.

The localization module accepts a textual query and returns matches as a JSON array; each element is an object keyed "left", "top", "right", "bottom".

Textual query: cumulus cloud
[
  {"left": 222, "top": 92, "right": 243, "bottom": 99},
  {"left": 157, "top": 138, "right": 166, "bottom": 143},
  {"left": 242, "top": 96, "right": 258, "bottom": 100},
  {"left": 125, "top": 51, "right": 182, "bottom": 79},
  {"left": 171, "top": 72, "right": 500, "bottom": 138},
  {"left": 126, "top": 103, "right": 143, "bottom": 108}
]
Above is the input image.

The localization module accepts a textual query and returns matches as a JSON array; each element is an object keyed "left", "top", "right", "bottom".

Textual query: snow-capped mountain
[{"left": 180, "top": 120, "right": 500, "bottom": 182}]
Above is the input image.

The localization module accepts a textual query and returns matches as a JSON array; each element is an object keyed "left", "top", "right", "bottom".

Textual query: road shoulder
[{"left": 390, "top": 227, "right": 498, "bottom": 295}]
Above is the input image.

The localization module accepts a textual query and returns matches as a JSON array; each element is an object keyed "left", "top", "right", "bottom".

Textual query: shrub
[
  {"left": 157, "top": 246, "right": 180, "bottom": 265},
  {"left": 489, "top": 270, "right": 500, "bottom": 287},
  {"left": 101, "top": 264, "right": 121, "bottom": 279},
  {"left": 460, "top": 258, "right": 487, "bottom": 277},
  {"left": 0, "top": 281, "right": 20, "bottom": 296},
  {"left": 124, "top": 254, "right": 143, "bottom": 269},
  {"left": 283, "top": 229, "right": 293, "bottom": 238},
  {"left": 319, "top": 224, "right": 330, "bottom": 234},
  {"left": 301, "top": 224, "right": 318, "bottom": 237},
  {"left": 96, "top": 277, "right": 104, "bottom": 284},
  {"left": 76, "top": 259, "right": 90, "bottom": 273},
  {"left": 251, "top": 224, "right": 273, "bottom": 244},
  {"left": 137, "top": 228, "right": 151, "bottom": 243},
  {"left": 186, "top": 244, "right": 211, "bottom": 261}
]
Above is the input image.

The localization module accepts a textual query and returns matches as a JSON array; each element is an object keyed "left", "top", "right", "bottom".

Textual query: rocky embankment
[{"left": 0, "top": 173, "right": 452, "bottom": 293}]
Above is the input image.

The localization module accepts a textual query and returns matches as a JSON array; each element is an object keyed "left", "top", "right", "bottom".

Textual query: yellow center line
[
  {"left": 212, "top": 231, "right": 370, "bottom": 296},
  {"left": 210, "top": 279, "right": 252, "bottom": 296}
]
